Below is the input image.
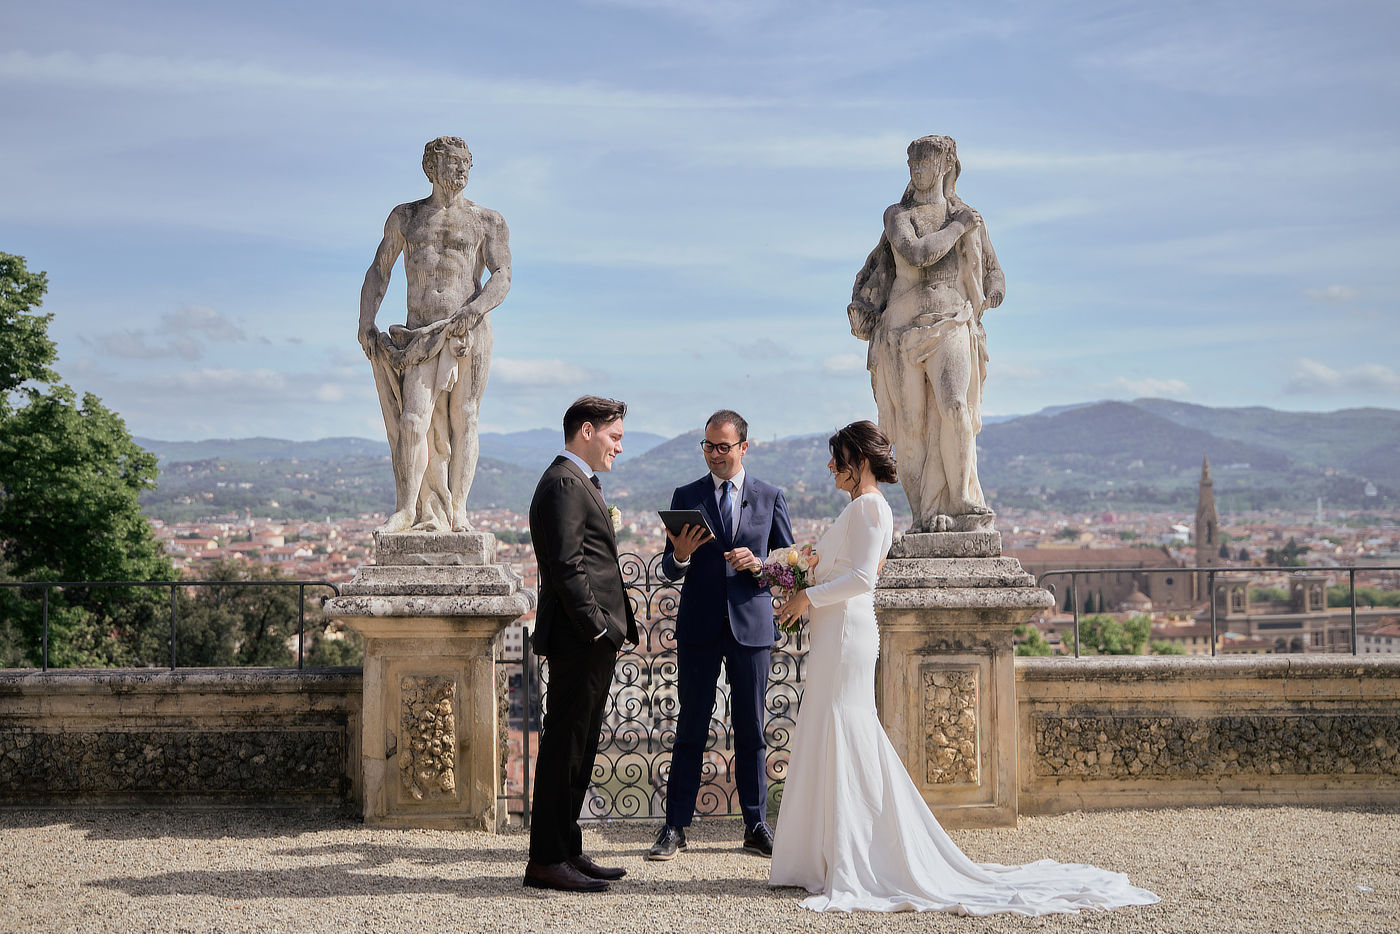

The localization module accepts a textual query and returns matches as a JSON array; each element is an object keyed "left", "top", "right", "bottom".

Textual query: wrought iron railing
[
  {"left": 500, "top": 550, "right": 806, "bottom": 826},
  {"left": 1035, "top": 565, "right": 1400, "bottom": 657},
  {"left": 0, "top": 579, "right": 341, "bottom": 669}
]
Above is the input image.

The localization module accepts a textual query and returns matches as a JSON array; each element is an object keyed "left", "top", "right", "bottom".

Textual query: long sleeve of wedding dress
[
  {"left": 803, "top": 495, "right": 887, "bottom": 609},
  {"left": 770, "top": 493, "right": 1158, "bottom": 915}
]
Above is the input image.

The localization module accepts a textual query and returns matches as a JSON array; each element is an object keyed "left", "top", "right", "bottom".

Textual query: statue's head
[
  {"left": 903, "top": 135, "right": 962, "bottom": 205},
  {"left": 422, "top": 136, "right": 473, "bottom": 191}
]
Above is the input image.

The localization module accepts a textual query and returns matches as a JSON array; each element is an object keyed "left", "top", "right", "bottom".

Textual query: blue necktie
[{"left": 718, "top": 479, "right": 734, "bottom": 547}]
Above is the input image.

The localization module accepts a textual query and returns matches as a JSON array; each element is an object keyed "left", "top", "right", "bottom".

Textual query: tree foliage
[
  {"left": 1264, "top": 537, "right": 1310, "bottom": 567},
  {"left": 1014, "top": 623, "right": 1055, "bottom": 657},
  {"left": 1074, "top": 613, "right": 1151, "bottom": 655},
  {"left": 0, "top": 253, "right": 176, "bottom": 667},
  {"left": 0, "top": 253, "right": 57, "bottom": 404}
]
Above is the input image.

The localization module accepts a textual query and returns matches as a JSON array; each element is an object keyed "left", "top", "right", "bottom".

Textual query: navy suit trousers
[{"left": 666, "top": 626, "right": 770, "bottom": 830}]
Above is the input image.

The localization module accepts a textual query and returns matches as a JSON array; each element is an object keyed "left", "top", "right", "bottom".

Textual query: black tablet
[{"left": 658, "top": 509, "right": 715, "bottom": 539}]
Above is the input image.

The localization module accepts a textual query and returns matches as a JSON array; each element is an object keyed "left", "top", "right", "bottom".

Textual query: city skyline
[{"left": 4, "top": 0, "right": 1398, "bottom": 441}]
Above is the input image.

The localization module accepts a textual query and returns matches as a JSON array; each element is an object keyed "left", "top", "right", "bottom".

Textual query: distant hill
[
  {"left": 135, "top": 436, "right": 387, "bottom": 463},
  {"left": 137, "top": 429, "right": 667, "bottom": 467},
  {"left": 477, "top": 427, "right": 667, "bottom": 470},
  {"left": 136, "top": 401, "right": 1397, "bottom": 522}
]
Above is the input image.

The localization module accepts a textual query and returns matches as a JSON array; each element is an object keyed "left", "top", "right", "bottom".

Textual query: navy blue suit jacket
[{"left": 660, "top": 473, "right": 793, "bottom": 647}]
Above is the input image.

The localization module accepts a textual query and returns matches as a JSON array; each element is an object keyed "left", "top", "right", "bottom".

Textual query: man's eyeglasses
[{"left": 700, "top": 440, "right": 742, "bottom": 455}]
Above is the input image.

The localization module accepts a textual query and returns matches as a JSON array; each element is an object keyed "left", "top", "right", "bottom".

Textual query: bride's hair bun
[{"left": 829, "top": 420, "right": 898, "bottom": 484}]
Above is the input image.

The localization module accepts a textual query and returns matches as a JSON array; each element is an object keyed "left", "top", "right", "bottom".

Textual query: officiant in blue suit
[{"left": 649, "top": 409, "right": 794, "bottom": 861}]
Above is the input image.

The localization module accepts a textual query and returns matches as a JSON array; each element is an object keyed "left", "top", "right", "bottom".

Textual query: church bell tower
[{"left": 1195, "top": 455, "right": 1220, "bottom": 569}]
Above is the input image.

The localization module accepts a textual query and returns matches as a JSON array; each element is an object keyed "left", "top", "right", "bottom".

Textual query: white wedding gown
[{"left": 769, "top": 493, "right": 1159, "bottom": 914}]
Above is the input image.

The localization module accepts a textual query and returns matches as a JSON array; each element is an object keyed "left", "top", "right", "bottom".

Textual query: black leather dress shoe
[
  {"left": 523, "top": 859, "right": 610, "bottom": 892},
  {"left": 743, "top": 822, "right": 774, "bottom": 858},
  {"left": 646, "top": 824, "right": 687, "bottom": 861},
  {"left": 569, "top": 852, "right": 626, "bottom": 880}
]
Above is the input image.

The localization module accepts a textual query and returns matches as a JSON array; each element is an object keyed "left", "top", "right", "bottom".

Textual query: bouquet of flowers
[{"left": 756, "top": 544, "right": 818, "bottom": 632}]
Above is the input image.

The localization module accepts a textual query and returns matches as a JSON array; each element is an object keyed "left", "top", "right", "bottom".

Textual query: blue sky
[{"left": 3, "top": 0, "right": 1398, "bottom": 442}]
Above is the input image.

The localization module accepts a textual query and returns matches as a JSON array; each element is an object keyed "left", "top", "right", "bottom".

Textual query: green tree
[
  {"left": 0, "top": 253, "right": 57, "bottom": 405},
  {"left": 1150, "top": 639, "right": 1185, "bottom": 655},
  {"left": 174, "top": 560, "right": 301, "bottom": 666},
  {"left": 1076, "top": 613, "right": 1151, "bottom": 655},
  {"left": 0, "top": 253, "right": 175, "bottom": 667},
  {"left": 1264, "top": 538, "right": 1309, "bottom": 567},
  {"left": 1014, "top": 623, "right": 1055, "bottom": 657},
  {"left": 1327, "top": 584, "right": 1400, "bottom": 608}
]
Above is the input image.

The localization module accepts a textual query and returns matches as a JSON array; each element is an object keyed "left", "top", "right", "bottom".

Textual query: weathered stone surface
[
  {"left": 880, "top": 556, "right": 1035, "bottom": 589},
  {"left": 373, "top": 531, "right": 497, "bottom": 566},
  {"left": 1016, "top": 655, "right": 1400, "bottom": 815},
  {"left": 888, "top": 531, "right": 1002, "bottom": 559},
  {"left": 325, "top": 528, "right": 525, "bottom": 830},
  {"left": 875, "top": 548, "right": 1052, "bottom": 829},
  {"left": 0, "top": 669, "right": 361, "bottom": 806},
  {"left": 359, "top": 137, "right": 512, "bottom": 535},
  {"left": 1033, "top": 714, "right": 1400, "bottom": 779},
  {"left": 0, "top": 729, "right": 344, "bottom": 796},
  {"left": 847, "top": 135, "right": 1005, "bottom": 534},
  {"left": 340, "top": 564, "right": 519, "bottom": 596},
  {"left": 923, "top": 667, "right": 979, "bottom": 785},
  {"left": 399, "top": 676, "right": 458, "bottom": 800},
  {"left": 323, "top": 593, "right": 532, "bottom": 620},
  {"left": 876, "top": 586, "right": 1054, "bottom": 611}
]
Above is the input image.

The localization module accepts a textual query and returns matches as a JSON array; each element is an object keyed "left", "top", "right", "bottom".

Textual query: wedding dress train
[{"left": 769, "top": 493, "right": 1159, "bottom": 914}]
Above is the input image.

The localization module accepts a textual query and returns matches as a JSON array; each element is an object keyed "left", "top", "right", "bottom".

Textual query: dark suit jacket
[
  {"left": 660, "top": 473, "right": 793, "bottom": 647},
  {"left": 529, "top": 455, "right": 638, "bottom": 657}
]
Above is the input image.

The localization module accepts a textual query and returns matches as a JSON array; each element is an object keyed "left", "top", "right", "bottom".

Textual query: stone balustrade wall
[
  {"left": 5, "top": 657, "right": 1399, "bottom": 817},
  {"left": 0, "top": 669, "right": 361, "bottom": 807},
  {"left": 1016, "top": 655, "right": 1400, "bottom": 814}
]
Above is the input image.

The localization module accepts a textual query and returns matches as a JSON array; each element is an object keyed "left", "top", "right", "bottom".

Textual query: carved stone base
[
  {"left": 324, "top": 532, "right": 532, "bottom": 830},
  {"left": 876, "top": 534, "right": 1052, "bottom": 829}
]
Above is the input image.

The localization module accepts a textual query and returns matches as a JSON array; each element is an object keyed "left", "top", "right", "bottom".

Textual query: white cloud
[
  {"left": 314, "top": 383, "right": 346, "bottom": 403},
  {"left": 1285, "top": 358, "right": 1400, "bottom": 395},
  {"left": 492, "top": 357, "right": 600, "bottom": 387},
  {"left": 821, "top": 353, "right": 866, "bottom": 375},
  {"left": 102, "top": 331, "right": 197, "bottom": 361},
  {"left": 161, "top": 305, "right": 246, "bottom": 341},
  {"left": 1102, "top": 377, "right": 1190, "bottom": 398},
  {"left": 94, "top": 305, "right": 245, "bottom": 361},
  {"left": 1303, "top": 285, "right": 1357, "bottom": 304}
]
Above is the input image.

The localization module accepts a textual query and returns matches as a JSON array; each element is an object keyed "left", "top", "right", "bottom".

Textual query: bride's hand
[{"left": 776, "top": 589, "right": 811, "bottom": 628}]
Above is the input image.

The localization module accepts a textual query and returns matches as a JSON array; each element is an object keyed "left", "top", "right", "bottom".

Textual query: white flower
[{"left": 608, "top": 505, "right": 622, "bottom": 532}]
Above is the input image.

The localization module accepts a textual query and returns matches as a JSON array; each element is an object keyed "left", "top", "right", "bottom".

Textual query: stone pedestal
[
  {"left": 875, "top": 530, "right": 1053, "bottom": 829},
  {"left": 324, "top": 531, "right": 532, "bottom": 830}
]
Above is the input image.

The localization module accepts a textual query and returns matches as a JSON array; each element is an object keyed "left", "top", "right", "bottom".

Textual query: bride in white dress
[{"left": 768, "top": 420, "right": 1158, "bottom": 915}]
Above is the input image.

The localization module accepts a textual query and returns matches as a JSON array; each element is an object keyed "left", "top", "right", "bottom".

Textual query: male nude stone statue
[
  {"left": 848, "top": 135, "right": 1004, "bottom": 533},
  {"left": 358, "top": 136, "right": 512, "bottom": 534}
]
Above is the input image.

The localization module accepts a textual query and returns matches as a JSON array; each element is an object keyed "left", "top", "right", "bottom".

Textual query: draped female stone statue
[{"left": 848, "top": 135, "right": 1004, "bottom": 533}]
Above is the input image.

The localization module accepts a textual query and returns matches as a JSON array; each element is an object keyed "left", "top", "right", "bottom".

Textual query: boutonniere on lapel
[{"left": 608, "top": 505, "right": 622, "bottom": 532}]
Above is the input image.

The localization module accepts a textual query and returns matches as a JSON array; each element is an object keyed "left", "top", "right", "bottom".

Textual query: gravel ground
[{"left": 1, "top": 806, "right": 1396, "bottom": 934}]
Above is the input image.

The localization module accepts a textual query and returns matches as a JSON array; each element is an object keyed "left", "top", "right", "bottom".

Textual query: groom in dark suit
[
  {"left": 525, "top": 396, "right": 639, "bottom": 893},
  {"left": 649, "top": 409, "right": 793, "bottom": 860}
]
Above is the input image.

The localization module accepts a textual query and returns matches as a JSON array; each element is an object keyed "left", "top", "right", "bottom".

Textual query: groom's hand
[{"left": 667, "top": 524, "right": 712, "bottom": 562}]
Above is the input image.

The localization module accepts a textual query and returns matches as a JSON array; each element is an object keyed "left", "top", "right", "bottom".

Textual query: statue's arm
[
  {"left": 359, "top": 209, "right": 406, "bottom": 354},
  {"left": 461, "top": 210, "right": 512, "bottom": 321},
  {"left": 884, "top": 203, "right": 969, "bottom": 268},
  {"left": 979, "top": 220, "right": 1005, "bottom": 308}
]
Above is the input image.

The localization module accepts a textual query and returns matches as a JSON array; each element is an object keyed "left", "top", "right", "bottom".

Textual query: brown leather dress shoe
[
  {"left": 569, "top": 852, "right": 626, "bottom": 880},
  {"left": 522, "top": 859, "right": 610, "bottom": 892}
]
